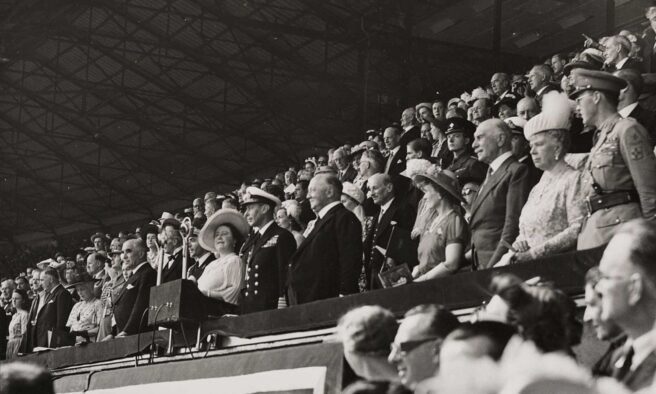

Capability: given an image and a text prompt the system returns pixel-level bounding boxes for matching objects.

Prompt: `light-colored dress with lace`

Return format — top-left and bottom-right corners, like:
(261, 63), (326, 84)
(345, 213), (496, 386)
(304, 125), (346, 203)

(513, 162), (586, 259)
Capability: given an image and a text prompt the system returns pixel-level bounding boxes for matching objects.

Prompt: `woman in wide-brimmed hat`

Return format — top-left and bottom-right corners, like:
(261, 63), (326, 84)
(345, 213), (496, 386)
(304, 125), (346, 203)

(196, 209), (249, 313)
(65, 271), (103, 344)
(410, 163), (470, 281)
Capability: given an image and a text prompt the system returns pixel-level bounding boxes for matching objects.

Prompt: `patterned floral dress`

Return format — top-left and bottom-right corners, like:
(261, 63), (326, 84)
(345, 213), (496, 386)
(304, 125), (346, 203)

(514, 161), (586, 259)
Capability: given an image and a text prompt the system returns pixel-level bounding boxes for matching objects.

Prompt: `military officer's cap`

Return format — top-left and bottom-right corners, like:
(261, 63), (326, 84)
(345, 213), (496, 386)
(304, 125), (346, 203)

(569, 69), (627, 99)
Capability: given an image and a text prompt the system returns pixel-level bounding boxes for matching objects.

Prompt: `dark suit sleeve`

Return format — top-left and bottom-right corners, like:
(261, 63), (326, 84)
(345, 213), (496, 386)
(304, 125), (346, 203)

(489, 164), (531, 265)
(336, 210), (363, 295)
(124, 270), (156, 334)
(277, 230), (297, 297)
(55, 289), (73, 332)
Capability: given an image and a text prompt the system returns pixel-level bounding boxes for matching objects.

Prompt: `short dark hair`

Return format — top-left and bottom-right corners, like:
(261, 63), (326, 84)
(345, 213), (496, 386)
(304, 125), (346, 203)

(615, 68), (644, 96)
(41, 268), (60, 282)
(296, 180), (309, 190)
(408, 138), (432, 159)
(0, 361), (55, 394)
(447, 321), (516, 361)
(616, 218), (656, 287)
(405, 304), (460, 339)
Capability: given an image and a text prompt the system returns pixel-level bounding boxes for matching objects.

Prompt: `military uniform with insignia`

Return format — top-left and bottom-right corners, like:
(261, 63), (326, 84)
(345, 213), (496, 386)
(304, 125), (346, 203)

(569, 69), (656, 249)
(239, 187), (297, 314)
(443, 117), (488, 185)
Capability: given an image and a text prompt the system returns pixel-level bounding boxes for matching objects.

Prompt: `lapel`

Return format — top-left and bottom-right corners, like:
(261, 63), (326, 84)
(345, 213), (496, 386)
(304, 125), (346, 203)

(296, 204), (339, 253)
(37, 286), (59, 319)
(375, 199), (397, 243)
(470, 157), (512, 217)
(115, 264), (144, 302)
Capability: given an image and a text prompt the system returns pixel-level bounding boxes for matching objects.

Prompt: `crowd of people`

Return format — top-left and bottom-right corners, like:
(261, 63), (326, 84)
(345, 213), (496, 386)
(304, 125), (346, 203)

(335, 218), (656, 393)
(1, 5), (656, 393)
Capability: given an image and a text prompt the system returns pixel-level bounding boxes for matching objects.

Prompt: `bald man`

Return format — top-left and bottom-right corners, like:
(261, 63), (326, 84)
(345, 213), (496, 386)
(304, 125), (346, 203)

(363, 174), (417, 290)
(287, 174), (363, 304)
(516, 97), (539, 121)
(469, 119), (531, 269)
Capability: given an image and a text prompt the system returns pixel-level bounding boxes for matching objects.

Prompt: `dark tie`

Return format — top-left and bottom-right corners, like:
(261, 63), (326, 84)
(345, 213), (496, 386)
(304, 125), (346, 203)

(613, 345), (634, 381)
(251, 232), (261, 247)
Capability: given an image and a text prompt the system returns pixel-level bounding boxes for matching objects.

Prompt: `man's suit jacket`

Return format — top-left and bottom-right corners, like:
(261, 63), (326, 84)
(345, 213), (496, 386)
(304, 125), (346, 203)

(399, 126), (421, 147)
(287, 204), (363, 304)
(642, 27), (656, 73)
(338, 165), (357, 183)
(629, 104), (656, 147)
(161, 249), (182, 283)
(385, 146), (407, 178)
(604, 58), (644, 72)
(297, 198), (316, 227)
(32, 285), (74, 348)
(622, 352), (656, 391)
(469, 156), (531, 269)
(240, 223), (296, 314)
(517, 155), (542, 187)
(363, 199), (417, 290)
(113, 263), (156, 335)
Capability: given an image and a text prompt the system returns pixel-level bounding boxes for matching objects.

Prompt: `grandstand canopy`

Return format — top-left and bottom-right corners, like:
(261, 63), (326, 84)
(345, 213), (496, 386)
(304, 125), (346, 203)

(0, 0), (650, 247)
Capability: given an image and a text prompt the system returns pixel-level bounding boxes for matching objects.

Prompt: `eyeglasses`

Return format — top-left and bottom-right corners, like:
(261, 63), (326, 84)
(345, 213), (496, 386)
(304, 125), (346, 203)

(390, 337), (438, 356)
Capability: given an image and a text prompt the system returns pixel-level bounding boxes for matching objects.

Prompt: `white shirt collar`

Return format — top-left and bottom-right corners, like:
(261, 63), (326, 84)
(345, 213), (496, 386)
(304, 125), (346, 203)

(616, 57), (628, 69)
(536, 85), (548, 96)
(318, 201), (341, 219)
(403, 124), (413, 132)
(197, 252), (212, 265)
(132, 261), (148, 275)
(389, 146), (400, 156)
(258, 220), (274, 235)
(489, 151), (513, 173)
(630, 330), (656, 370)
(380, 197), (394, 213)
(619, 102), (639, 118)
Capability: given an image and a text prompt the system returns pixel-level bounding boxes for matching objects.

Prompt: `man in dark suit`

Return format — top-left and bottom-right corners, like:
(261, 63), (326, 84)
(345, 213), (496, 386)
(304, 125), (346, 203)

(400, 107), (420, 147)
(596, 219), (656, 391)
(241, 187), (297, 313)
(603, 35), (643, 72)
(506, 117), (541, 186)
(642, 7), (656, 73)
(333, 147), (357, 183)
(615, 68), (656, 147)
(287, 174), (363, 304)
(469, 119), (531, 269)
(383, 126), (406, 177)
(160, 218), (183, 283)
(113, 238), (156, 337)
(32, 268), (74, 348)
(294, 180), (316, 227)
(527, 64), (558, 106)
(363, 174), (416, 290)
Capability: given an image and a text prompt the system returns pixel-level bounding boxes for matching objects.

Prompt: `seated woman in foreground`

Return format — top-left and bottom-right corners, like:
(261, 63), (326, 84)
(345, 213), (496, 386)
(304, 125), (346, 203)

(196, 208), (249, 315)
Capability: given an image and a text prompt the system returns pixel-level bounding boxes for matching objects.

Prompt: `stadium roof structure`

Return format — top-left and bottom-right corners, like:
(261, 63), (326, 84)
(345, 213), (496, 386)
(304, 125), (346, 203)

(0, 0), (649, 246)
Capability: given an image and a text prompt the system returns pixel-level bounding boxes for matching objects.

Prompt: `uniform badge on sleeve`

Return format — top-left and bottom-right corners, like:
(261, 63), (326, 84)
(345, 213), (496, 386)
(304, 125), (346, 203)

(630, 145), (644, 161)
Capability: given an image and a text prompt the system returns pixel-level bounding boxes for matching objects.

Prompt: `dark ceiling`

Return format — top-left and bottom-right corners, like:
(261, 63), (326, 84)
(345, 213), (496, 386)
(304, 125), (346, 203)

(0, 0), (650, 247)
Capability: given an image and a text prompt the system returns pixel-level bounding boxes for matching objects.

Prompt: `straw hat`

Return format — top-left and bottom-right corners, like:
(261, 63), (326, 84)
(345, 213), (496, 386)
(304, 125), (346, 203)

(198, 209), (250, 253)
(413, 165), (464, 203)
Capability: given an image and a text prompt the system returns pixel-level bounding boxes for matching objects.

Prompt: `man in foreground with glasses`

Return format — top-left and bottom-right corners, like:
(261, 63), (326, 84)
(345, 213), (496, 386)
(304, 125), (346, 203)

(387, 304), (460, 391)
(596, 218), (656, 391)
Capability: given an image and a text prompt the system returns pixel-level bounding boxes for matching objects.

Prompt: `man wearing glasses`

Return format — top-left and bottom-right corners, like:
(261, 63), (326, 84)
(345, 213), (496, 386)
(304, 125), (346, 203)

(596, 219), (656, 391)
(387, 304), (460, 391)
